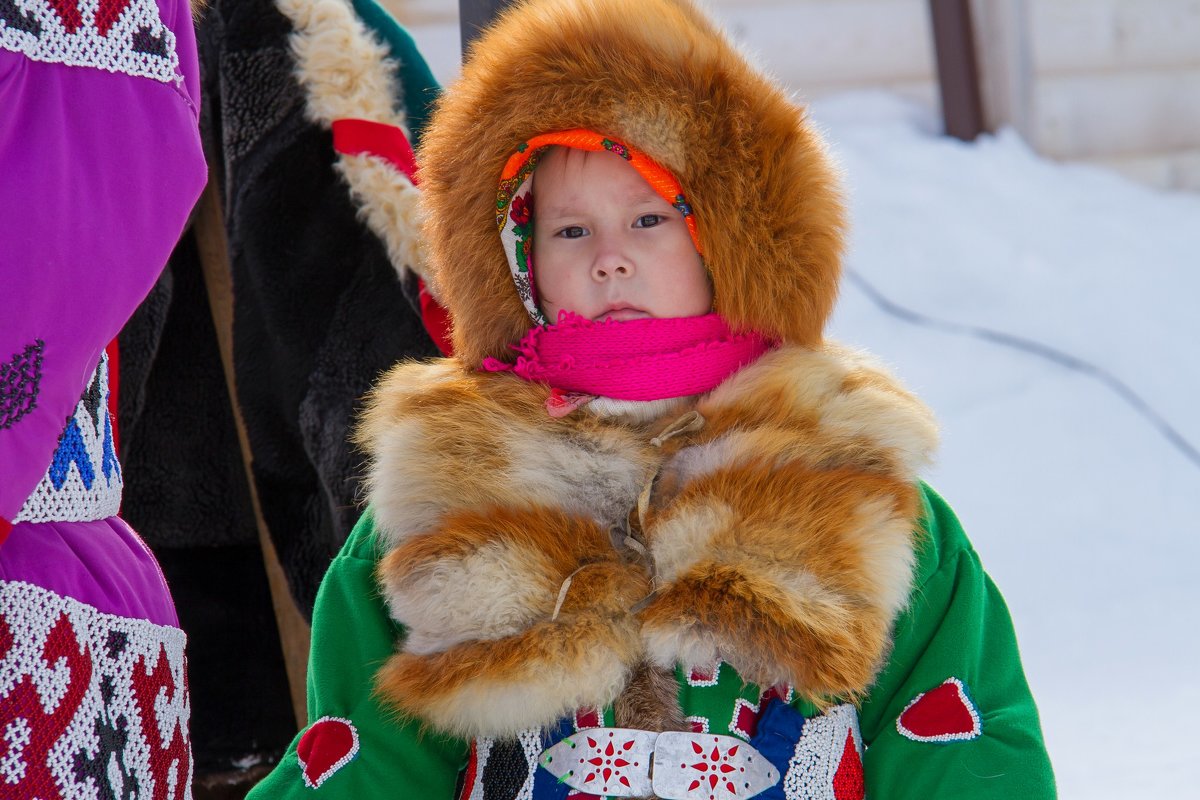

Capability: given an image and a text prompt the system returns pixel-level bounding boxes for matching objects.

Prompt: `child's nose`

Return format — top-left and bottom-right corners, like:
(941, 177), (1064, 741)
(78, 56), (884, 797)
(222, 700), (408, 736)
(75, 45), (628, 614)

(591, 247), (634, 281)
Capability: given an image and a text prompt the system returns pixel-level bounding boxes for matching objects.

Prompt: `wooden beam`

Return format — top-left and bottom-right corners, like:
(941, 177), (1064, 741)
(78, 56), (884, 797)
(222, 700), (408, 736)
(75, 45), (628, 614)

(929, 0), (986, 141)
(459, 0), (515, 57)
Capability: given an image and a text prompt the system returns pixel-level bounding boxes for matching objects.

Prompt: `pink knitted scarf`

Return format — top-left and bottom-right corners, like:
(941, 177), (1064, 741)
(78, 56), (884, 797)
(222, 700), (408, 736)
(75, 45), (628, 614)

(481, 312), (773, 405)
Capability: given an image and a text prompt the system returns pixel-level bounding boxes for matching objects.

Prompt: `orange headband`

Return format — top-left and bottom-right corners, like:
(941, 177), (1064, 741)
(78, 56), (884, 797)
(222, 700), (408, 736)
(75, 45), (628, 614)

(498, 129), (702, 254)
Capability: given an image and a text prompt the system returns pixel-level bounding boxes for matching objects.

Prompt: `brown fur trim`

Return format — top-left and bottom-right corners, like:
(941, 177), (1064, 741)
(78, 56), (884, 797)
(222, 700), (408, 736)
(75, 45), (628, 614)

(375, 505), (650, 737)
(640, 463), (921, 704)
(687, 344), (938, 482)
(613, 660), (688, 734)
(357, 359), (662, 550)
(363, 343), (936, 733)
(377, 503), (643, 654)
(418, 0), (846, 366)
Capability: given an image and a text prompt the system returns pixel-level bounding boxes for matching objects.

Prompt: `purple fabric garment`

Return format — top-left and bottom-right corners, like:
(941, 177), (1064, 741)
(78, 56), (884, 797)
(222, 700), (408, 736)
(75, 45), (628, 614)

(0, 516), (179, 627)
(0, 0), (207, 523)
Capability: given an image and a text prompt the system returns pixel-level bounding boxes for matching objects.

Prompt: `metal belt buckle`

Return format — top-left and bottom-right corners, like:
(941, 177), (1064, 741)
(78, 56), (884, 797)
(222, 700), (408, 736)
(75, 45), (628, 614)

(652, 731), (779, 799)
(540, 728), (657, 797)
(540, 728), (778, 799)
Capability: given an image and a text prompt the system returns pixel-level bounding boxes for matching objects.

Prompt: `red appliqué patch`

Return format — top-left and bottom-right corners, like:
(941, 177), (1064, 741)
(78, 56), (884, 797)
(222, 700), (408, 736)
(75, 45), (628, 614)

(297, 717), (360, 788)
(896, 677), (982, 743)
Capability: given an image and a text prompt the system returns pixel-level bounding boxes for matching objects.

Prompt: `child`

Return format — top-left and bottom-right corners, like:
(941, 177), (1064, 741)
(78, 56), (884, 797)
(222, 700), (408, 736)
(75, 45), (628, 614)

(249, 0), (1055, 798)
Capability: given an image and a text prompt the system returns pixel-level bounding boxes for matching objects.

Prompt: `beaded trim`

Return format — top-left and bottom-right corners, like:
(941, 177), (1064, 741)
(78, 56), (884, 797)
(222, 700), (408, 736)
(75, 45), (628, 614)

(0, 579), (190, 800)
(685, 661), (722, 688)
(729, 697), (760, 741)
(686, 715), (710, 734)
(0, 339), (44, 430)
(13, 353), (122, 524)
(895, 677), (983, 743)
(461, 728), (542, 800)
(782, 704), (864, 800)
(0, 0), (181, 84)
(573, 706), (602, 731)
(761, 683), (794, 705)
(296, 716), (360, 789)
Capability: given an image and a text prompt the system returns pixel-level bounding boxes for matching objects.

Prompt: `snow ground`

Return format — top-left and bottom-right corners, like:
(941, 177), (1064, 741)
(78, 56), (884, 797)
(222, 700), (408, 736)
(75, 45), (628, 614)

(813, 91), (1200, 798)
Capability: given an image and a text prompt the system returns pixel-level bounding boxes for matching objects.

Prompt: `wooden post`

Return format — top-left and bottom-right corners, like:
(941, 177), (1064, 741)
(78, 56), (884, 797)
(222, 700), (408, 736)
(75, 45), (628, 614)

(193, 178), (312, 729)
(929, 0), (986, 141)
(459, 0), (515, 56)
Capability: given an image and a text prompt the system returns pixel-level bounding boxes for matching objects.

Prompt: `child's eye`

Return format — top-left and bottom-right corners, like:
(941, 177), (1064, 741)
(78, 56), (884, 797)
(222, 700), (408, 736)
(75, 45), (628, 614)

(556, 226), (587, 239)
(634, 214), (664, 228)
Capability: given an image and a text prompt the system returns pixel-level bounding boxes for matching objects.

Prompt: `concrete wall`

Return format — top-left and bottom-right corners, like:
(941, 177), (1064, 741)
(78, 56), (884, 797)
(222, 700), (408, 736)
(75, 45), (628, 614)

(381, 0), (1200, 191)
(380, 0), (940, 104)
(975, 0), (1200, 190)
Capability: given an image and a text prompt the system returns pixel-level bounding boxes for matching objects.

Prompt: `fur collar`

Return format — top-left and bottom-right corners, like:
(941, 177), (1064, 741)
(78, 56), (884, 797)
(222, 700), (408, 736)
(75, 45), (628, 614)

(275, 0), (426, 284)
(359, 343), (937, 738)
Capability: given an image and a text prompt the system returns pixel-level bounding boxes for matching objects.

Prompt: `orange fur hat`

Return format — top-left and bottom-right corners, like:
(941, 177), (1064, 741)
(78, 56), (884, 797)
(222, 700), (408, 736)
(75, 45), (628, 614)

(417, 0), (847, 367)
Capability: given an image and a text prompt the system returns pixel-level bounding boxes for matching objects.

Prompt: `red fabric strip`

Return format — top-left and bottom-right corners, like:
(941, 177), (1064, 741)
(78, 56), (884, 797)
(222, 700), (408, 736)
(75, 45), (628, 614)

(331, 118), (419, 184)
(105, 338), (120, 456)
(418, 279), (453, 356)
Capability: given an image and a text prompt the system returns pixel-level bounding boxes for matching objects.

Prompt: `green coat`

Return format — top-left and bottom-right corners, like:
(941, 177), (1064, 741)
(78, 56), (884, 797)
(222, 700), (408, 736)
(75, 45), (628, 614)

(249, 485), (1054, 799)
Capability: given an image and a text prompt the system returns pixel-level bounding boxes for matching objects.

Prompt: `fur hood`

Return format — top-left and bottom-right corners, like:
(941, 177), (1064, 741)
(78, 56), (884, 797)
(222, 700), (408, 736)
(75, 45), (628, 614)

(418, 0), (846, 367)
(361, 344), (937, 738)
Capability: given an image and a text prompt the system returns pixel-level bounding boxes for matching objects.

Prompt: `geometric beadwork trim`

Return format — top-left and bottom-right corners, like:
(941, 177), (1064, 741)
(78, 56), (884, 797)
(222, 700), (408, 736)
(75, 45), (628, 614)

(782, 704), (864, 800)
(0, 339), (44, 430)
(0, 0), (180, 84)
(297, 717), (359, 789)
(729, 697), (760, 741)
(685, 661), (722, 688)
(573, 706), (602, 732)
(727, 684), (793, 742)
(460, 728), (542, 800)
(760, 683), (795, 706)
(895, 677), (983, 744)
(13, 353), (122, 524)
(0, 579), (191, 800)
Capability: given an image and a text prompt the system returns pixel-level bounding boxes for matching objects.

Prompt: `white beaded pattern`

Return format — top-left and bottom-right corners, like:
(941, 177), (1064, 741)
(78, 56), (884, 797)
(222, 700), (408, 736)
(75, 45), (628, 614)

(782, 704), (862, 800)
(0, 580), (190, 799)
(1, 0), (180, 83)
(13, 354), (122, 524)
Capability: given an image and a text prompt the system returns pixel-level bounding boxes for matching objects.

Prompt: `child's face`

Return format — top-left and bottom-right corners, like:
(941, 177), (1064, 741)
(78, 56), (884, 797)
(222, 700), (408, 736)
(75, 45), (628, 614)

(532, 147), (711, 323)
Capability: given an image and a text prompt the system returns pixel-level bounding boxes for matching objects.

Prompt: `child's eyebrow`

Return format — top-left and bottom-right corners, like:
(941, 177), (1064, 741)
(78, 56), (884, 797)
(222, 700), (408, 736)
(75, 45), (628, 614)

(627, 189), (665, 205)
(538, 192), (666, 220)
(537, 204), (578, 220)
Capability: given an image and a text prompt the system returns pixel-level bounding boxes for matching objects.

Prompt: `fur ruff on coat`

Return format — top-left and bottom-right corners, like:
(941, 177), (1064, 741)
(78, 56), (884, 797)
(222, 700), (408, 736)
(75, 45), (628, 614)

(362, 344), (937, 739)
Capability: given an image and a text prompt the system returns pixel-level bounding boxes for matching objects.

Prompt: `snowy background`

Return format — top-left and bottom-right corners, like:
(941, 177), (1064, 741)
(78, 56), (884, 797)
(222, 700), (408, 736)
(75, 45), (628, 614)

(813, 92), (1200, 798)
(411, 20), (1200, 799)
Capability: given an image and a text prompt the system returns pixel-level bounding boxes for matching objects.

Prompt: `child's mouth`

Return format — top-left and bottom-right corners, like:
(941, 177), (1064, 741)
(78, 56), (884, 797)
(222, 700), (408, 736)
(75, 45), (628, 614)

(595, 306), (650, 322)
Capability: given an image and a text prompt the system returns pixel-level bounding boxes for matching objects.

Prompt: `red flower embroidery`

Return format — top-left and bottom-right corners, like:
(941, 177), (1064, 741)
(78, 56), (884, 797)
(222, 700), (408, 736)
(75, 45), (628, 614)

(510, 192), (534, 226)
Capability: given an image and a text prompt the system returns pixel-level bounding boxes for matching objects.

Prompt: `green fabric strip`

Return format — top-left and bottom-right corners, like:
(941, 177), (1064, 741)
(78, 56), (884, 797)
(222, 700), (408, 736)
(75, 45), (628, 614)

(348, 0), (441, 145)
